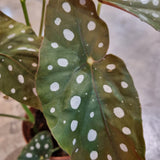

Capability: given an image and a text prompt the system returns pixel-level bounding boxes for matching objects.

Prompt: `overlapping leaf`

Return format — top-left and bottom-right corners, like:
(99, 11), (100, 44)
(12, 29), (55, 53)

(37, 0), (145, 159)
(0, 12), (41, 109)
(18, 131), (53, 160)
(99, 0), (160, 31)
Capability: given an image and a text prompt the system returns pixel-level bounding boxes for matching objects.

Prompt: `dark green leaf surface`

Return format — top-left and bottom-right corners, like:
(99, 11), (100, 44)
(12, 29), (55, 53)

(99, 0), (160, 31)
(18, 131), (53, 160)
(37, 0), (145, 159)
(0, 12), (41, 109)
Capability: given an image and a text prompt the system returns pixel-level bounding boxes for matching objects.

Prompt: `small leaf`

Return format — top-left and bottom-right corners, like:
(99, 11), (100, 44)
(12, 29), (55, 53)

(18, 131), (53, 160)
(0, 12), (41, 109)
(37, 0), (145, 160)
(99, 0), (160, 31)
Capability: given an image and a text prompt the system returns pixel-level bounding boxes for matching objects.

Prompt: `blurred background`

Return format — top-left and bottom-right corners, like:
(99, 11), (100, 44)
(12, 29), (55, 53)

(0, 0), (160, 159)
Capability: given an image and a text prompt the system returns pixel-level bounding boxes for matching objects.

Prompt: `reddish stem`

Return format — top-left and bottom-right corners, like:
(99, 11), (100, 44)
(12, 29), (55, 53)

(99, 0), (137, 17)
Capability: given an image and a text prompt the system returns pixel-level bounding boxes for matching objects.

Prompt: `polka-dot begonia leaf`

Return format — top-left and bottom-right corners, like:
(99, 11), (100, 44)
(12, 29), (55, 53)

(0, 12), (41, 109)
(18, 131), (53, 160)
(37, 0), (145, 160)
(99, 0), (160, 31)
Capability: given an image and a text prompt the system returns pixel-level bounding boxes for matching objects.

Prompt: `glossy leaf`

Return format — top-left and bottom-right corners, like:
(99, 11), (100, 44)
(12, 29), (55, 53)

(99, 0), (160, 31)
(37, 0), (145, 160)
(0, 12), (41, 109)
(18, 131), (53, 160)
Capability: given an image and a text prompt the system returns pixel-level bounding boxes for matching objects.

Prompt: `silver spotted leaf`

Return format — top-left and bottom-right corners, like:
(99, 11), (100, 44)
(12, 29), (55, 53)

(99, 0), (160, 31)
(37, 0), (145, 160)
(18, 131), (53, 160)
(0, 12), (41, 109)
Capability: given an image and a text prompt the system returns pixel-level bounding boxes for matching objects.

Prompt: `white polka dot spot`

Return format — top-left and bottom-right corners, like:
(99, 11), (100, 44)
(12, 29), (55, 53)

(106, 64), (116, 71)
(91, 12), (94, 15)
(122, 127), (131, 135)
(23, 97), (27, 101)
(152, 12), (159, 18)
(57, 58), (68, 67)
(28, 37), (34, 42)
(48, 65), (53, 70)
(76, 75), (84, 84)
(50, 107), (55, 113)
(32, 62), (37, 67)
(50, 82), (59, 92)
(90, 151), (98, 160)
(8, 65), (13, 71)
(120, 143), (128, 152)
(71, 120), (78, 132)
(18, 75), (24, 84)
(90, 112), (94, 118)
(141, 0), (149, 4)
(26, 152), (33, 158)
(44, 144), (49, 149)
(11, 88), (16, 94)
(103, 85), (112, 93)
(63, 120), (66, 124)
(72, 138), (76, 145)
(113, 107), (125, 118)
(139, 14), (148, 21)
(152, 0), (159, 5)
(7, 33), (16, 39)
(87, 21), (96, 31)
(121, 81), (128, 88)
(98, 42), (104, 48)
(51, 42), (59, 48)
(107, 154), (112, 160)
(36, 142), (41, 149)
(40, 135), (45, 140)
(80, 0), (86, 5)
(9, 24), (14, 29)
(62, 2), (71, 13)
(17, 47), (36, 52)
(0, 74), (1, 79)
(75, 148), (79, 152)
(32, 88), (38, 96)
(70, 96), (81, 109)
(30, 146), (34, 150)
(88, 129), (97, 142)
(63, 29), (75, 41)
(8, 45), (12, 49)
(21, 29), (25, 33)
(54, 17), (61, 25)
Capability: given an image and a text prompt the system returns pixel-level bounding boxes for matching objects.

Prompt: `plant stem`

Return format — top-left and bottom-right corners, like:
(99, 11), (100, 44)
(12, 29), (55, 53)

(97, 2), (102, 16)
(20, 0), (31, 26)
(51, 147), (60, 154)
(0, 113), (29, 121)
(39, 0), (46, 37)
(21, 104), (35, 124)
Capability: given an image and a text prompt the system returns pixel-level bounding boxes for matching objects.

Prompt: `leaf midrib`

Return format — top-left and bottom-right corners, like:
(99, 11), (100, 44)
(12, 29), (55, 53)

(90, 63), (122, 160)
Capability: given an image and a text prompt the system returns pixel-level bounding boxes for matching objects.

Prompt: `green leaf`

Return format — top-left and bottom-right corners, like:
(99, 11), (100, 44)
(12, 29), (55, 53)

(0, 12), (41, 109)
(37, 0), (145, 160)
(18, 131), (53, 160)
(99, 0), (160, 31)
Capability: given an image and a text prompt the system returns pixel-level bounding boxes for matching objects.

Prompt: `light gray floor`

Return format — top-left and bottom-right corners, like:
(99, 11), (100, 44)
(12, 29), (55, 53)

(0, 0), (160, 160)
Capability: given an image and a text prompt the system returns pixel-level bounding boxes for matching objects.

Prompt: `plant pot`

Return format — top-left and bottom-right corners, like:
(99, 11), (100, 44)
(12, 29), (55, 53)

(22, 108), (70, 160)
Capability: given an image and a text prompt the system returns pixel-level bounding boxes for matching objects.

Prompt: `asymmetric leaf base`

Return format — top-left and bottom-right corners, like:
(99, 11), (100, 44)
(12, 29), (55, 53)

(37, 0), (145, 160)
